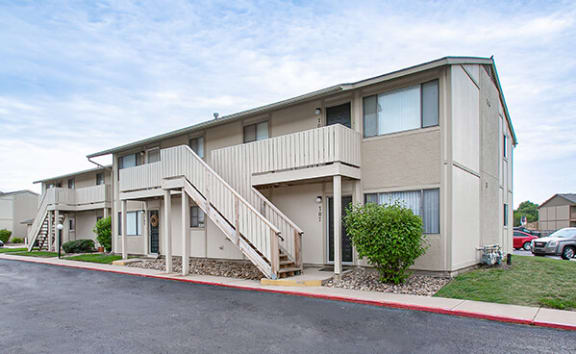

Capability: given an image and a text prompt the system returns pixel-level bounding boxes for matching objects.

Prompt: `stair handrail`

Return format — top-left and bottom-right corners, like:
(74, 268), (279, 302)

(177, 145), (281, 235)
(26, 189), (52, 251)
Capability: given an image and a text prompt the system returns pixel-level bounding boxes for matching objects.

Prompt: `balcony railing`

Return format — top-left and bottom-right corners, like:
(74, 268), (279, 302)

(118, 124), (361, 193)
(43, 184), (111, 207)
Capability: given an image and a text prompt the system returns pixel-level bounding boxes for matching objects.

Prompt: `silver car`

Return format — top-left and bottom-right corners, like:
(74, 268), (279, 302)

(532, 228), (576, 260)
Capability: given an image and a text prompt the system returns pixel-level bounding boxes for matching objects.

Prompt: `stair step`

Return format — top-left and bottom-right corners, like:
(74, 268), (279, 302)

(278, 267), (301, 274)
(280, 260), (294, 266)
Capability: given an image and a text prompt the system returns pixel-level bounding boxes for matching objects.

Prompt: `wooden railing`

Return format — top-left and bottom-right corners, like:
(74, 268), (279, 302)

(119, 162), (162, 192)
(26, 190), (52, 251)
(212, 124), (361, 179)
(161, 145), (282, 278)
(75, 184), (110, 205)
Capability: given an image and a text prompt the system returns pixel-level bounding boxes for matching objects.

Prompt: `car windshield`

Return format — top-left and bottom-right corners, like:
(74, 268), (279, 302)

(550, 228), (576, 239)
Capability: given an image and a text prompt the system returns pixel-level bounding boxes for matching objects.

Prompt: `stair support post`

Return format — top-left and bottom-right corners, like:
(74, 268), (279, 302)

(333, 175), (342, 276)
(270, 229), (279, 278)
(234, 196), (240, 245)
(121, 200), (127, 260)
(181, 190), (190, 276)
(164, 189), (173, 273)
(54, 210), (60, 254)
(295, 229), (302, 270)
(47, 211), (53, 252)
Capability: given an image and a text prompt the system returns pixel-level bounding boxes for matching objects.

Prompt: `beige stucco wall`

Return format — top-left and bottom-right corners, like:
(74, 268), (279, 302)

(539, 200), (573, 231)
(0, 192), (38, 239)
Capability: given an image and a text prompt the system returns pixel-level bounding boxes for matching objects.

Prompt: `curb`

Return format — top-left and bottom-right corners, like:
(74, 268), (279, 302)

(2, 256), (575, 331)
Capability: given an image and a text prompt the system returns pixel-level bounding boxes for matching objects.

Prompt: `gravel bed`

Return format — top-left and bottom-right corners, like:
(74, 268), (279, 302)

(323, 268), (450, 296)
(126, 257), (264, 280)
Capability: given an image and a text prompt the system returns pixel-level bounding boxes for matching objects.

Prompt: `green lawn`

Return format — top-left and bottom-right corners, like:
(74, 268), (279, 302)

(63, 254), (123, 264)
(435, 256), (576, 310)
(0, 247), (27, 253)
(6, 251), (59, 258)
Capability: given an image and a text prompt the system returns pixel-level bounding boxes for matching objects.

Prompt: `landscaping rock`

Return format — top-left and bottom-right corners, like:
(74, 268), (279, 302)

(323, 268), (450, 296)
(126, 257), (264, 280)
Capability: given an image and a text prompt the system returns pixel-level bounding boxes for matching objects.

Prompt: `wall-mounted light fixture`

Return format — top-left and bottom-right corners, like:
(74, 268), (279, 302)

(315, 196), (323, 204)
(314, 108), (322, 115)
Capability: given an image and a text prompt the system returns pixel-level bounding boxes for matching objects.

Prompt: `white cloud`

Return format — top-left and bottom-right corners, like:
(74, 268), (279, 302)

(0, 0), (575, 206)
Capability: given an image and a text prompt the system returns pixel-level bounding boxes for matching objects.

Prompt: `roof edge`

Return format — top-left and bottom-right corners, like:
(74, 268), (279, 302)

(33, 165), (112, 184)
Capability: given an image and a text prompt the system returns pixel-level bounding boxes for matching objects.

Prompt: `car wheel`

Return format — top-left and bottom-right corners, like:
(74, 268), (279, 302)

(522, 242), (532, 251)
(561, 246), (575, 260)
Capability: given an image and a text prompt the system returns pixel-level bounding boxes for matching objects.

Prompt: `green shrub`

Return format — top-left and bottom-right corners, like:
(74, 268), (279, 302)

(10, 237), (24, 243)
(93, 216), (111, 252)
(0, 229), (12, 243)
(62, 239), (95, 254)
(344, 202), (428, 284)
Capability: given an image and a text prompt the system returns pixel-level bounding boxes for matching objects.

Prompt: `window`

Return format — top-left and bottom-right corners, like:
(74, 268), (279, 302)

(96, 216), (103, 222)
(126, 211), (143, 236)
(363, 80), (439, 137)
(118, 153), (142, 169)
(69, 218), (75, 231)
(96, 173), (105, 185)
(147, 149), (160, 163)
(189, 136), (204, 158)
(190, 206), (205, 228)
(503, 134), (507, 158)
(365, 188), (440, 234)
(67, 178), (75, 189)
(504, 203), (508, 226)
(243, 121), (269, 143)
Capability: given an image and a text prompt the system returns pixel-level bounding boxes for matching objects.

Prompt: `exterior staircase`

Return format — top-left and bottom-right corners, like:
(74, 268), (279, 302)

(161, 145), (303, 279)
(26, 190), (63, 252)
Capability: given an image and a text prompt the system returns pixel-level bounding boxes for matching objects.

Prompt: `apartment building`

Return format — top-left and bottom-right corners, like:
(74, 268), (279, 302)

(26, 166), (112, 251)
(538, 194), (576, 231)
(0, 190), (39, 240)
(78, 56), (514, 279)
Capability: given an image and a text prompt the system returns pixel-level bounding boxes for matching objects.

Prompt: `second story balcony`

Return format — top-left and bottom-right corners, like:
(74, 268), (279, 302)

(118, 124), (362, 195)
(43, 184), (112, 211)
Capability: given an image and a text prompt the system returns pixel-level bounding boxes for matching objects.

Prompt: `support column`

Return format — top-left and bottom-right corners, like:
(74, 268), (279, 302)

(103, 207), (108, 219)
(47, 210), (53, 251)
(54, 210), (60, 253)
(351, 180), (362, 265)
(164, 190), (173, 273)
(143, 201), (149, 256)
(181, 191), (190, 276)
(333, 175), (342, 276)
(121, 200), (127, 260)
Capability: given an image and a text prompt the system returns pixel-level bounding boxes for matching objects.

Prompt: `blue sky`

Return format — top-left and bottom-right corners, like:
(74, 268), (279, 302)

(0, 0), (575, 207)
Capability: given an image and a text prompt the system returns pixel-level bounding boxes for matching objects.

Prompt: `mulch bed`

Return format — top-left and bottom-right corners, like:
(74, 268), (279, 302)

(323, 268), (450, 296)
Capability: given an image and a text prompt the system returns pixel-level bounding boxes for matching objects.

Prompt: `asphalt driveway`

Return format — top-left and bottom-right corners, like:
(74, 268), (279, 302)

(1, 259), (575, 353)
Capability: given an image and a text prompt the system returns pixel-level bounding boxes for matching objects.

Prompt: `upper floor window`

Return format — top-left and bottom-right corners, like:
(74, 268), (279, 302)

(503, 203), (508, 226)
(363, 80), (439, 138)
(96, 173), (105, 185)
(244, 121), (269, 143)
(67, 178), (75, 189)
(503, 134), (507, 158)
(189, 136), (204, 158)
(147, 148), (160, 163)
(365, 188), (440, 234)
(118, 153), (142, 169)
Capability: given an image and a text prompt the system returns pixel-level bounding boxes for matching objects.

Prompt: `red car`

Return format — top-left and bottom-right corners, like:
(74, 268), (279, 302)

(513, 231), (538, 251)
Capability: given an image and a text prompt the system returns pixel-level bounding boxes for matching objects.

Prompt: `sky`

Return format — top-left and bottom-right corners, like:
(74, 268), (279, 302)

(0, 0), (575, 207)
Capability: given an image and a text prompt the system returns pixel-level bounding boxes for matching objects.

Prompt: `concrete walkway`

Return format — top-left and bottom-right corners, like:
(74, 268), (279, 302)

(2, 253), (575, 331)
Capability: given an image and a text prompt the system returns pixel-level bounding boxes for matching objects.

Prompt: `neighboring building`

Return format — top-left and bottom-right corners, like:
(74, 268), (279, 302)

(538, 194), (576, 231)
(26, 166), (112, 251)
(81, 56), (516, 279)
(0, 190), (39, 240)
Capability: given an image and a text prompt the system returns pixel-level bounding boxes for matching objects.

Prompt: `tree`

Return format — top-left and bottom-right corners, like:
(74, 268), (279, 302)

(93, 216), (112, 252)
(344, 202), (427, 284)
(513, 201), (539, 227)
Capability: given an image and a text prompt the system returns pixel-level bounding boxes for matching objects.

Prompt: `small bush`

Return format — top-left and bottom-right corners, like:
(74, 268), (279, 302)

(62, 239), (95, 254)
(344, 202), (428, 284)
(10, 237), (24, 243)
(93, 216), (111, 252)
(0, 229), (12, 243)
